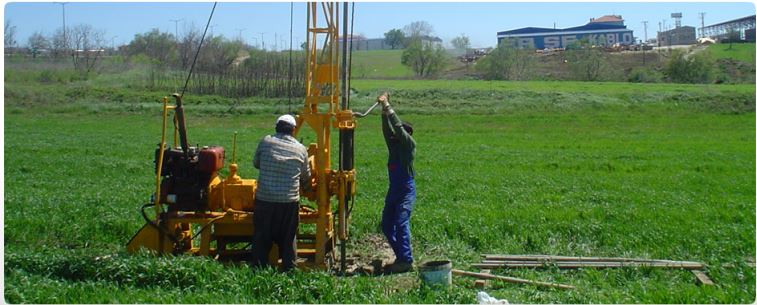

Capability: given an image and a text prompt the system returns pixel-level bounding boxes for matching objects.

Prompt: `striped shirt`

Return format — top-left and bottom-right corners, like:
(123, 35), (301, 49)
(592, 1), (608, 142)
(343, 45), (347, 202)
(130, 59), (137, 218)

(253, 133), (311, 203)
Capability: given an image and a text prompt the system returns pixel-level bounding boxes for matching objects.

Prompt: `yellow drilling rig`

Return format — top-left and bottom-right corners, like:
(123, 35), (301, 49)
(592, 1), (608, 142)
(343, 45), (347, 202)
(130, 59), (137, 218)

(127, 2), (365, 270)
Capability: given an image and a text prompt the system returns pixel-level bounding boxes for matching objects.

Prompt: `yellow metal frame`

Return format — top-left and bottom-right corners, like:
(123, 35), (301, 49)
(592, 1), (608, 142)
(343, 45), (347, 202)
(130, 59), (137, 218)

(128, 2), (356, 270)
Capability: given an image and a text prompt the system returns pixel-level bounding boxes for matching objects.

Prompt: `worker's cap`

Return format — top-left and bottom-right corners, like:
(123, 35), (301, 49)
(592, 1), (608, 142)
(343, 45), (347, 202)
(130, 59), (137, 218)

(276, 114), (297, 127)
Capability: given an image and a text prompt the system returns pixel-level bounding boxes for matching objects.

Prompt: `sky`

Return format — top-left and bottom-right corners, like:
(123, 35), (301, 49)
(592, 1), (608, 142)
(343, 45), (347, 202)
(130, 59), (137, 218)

(3, 1), (756, 49)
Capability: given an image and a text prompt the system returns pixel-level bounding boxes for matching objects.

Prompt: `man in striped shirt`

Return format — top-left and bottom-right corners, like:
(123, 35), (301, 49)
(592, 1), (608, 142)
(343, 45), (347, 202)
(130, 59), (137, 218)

(252, 114), (311, 271)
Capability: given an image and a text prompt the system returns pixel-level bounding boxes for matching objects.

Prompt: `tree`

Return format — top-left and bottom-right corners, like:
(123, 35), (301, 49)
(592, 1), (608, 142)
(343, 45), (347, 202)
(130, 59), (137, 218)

(197, 35), (243, 73)
(126, 29), (177, 66)
(69, 24), (106, 74)
(402, 21), (433, 39)
(5, 20), (17, 52)
(384, 29), (405, 49)
(401, 39), (447, 78)
(450, 33), (470, 50)
(563, 39), (609, 81)
(178, 25), (201, 69)
(50, 28), (70, 58)
(476, 39), (535, 80)
(28, 31), (49, 58)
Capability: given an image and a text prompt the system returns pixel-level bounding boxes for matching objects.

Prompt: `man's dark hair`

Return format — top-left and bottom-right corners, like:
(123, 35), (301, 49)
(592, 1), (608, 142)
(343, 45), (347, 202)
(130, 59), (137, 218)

(276, 121), (295, 135)
(401, 122), (413, 136)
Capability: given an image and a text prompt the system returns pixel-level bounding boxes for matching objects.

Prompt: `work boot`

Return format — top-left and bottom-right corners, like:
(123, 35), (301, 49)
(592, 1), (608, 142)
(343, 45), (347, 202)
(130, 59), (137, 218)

(384, 261), (413, 274)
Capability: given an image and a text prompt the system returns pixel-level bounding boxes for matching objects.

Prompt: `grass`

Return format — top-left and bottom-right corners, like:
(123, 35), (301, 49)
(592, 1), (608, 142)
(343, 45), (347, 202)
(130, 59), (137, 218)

(4, 73), (756, 303)
(705, 43), (756, 64)
(351, 49), (414, 79)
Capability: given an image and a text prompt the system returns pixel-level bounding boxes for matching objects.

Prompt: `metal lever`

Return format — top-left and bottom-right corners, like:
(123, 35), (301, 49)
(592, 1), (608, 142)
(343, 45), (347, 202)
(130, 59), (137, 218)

(352, 101), (380, 118)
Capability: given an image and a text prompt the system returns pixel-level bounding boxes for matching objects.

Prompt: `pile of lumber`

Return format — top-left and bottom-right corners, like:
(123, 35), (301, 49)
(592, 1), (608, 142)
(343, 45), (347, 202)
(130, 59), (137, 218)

(471, 254), (714, 287)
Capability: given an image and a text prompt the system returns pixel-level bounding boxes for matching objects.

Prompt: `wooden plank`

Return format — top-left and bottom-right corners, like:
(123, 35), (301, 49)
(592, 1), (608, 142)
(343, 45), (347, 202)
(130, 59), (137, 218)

(480, 259), (703, 266)
(692, 270), (715, 286)
(483, 254), (699, 265)
(474, 261), (704, 270)
(452, 269), (575, 290)
(474, 269), (491, 288)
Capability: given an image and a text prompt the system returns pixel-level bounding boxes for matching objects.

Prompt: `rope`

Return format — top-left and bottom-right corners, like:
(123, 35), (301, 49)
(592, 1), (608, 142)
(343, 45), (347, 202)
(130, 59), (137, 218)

(180, 2), (218, 98)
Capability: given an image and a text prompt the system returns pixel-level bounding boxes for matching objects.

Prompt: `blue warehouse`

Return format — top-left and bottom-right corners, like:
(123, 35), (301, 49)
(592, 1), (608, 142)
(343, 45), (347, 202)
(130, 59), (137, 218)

(497, 15), (635, 49)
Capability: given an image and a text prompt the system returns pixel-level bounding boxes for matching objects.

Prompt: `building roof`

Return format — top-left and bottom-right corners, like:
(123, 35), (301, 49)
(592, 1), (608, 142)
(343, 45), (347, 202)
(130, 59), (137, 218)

(705, 15), (756, 28)
(590, 15), (624, 23)
(498, 23), (628, 36)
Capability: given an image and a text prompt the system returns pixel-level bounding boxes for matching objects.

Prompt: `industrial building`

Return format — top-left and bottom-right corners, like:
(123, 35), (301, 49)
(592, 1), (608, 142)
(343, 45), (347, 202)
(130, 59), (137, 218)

(701, 15), (756, 42)
(658, 26), (697, 46)
(496, 15), (635, 49)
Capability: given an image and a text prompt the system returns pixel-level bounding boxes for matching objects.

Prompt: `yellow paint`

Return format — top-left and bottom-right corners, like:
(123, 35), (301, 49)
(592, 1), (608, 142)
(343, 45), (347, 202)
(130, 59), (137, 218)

(128, 2), (358, 270)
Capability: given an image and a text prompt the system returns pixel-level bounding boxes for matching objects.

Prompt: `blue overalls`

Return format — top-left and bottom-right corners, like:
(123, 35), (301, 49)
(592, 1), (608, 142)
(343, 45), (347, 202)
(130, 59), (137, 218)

(381, 161), (416, 264)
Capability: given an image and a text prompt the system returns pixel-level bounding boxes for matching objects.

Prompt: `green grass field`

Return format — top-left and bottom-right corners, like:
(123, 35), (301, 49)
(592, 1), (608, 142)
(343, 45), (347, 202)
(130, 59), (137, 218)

(4, 72), (756, 303)
(706, 43), (756, 64)
(351, 49), (414, 79)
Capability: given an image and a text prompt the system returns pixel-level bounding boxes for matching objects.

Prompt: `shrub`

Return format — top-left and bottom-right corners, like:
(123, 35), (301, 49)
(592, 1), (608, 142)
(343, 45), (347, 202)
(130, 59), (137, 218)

(627, 67), (663, 83)
(664, 50), (715, 83)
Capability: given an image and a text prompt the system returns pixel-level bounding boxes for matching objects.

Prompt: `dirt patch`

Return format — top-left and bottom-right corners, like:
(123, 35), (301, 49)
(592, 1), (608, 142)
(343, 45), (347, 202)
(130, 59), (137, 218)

(341, 233), (396, 275)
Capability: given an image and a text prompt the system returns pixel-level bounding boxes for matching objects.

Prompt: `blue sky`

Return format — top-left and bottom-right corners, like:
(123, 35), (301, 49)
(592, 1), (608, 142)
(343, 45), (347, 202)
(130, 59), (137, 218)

(4, 2), (755, 48)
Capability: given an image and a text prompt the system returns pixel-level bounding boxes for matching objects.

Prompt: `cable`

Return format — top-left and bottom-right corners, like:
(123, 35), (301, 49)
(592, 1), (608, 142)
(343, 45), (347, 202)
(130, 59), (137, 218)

(180, 2), (218, 98)
(347, 2), (355, 109)
(288, 1), (294, 114)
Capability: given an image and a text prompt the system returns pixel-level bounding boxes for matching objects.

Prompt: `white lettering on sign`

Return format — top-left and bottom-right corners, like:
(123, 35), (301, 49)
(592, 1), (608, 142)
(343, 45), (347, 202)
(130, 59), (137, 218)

(561, 35), (577, 47)
(518, 38), (534, 48)
(544, 36), (560, 48)
(607, 33), (618, 45)
(622, 32), (633, 43)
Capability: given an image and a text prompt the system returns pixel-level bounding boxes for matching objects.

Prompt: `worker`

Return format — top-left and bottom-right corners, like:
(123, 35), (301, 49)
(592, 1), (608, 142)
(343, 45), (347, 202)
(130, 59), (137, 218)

(377, 92), (416, 274)
(251, 114), (311, 272)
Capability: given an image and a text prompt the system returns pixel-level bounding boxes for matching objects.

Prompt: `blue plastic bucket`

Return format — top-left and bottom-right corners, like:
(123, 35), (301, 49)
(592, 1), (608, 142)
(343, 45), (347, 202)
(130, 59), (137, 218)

(419, 260), (452, 287)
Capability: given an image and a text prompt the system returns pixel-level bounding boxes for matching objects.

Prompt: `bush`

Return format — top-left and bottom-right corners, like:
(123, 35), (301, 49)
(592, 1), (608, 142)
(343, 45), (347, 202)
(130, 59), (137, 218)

(627, 67), (663, 83)
(664, 50), (715, 83)
(475, 40), (535, 80)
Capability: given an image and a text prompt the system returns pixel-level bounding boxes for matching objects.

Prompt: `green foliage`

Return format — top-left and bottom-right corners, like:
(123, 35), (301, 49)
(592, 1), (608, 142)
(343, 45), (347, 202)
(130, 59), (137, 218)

(475, 40), (535, 80)
(627, 67), (663, 83)
(126, 29), (178, 66)
(664, 50), (715, 84)
(400, 40), (448, 78)
(383, 29), (406, 50)
(565, 47), (609, 81)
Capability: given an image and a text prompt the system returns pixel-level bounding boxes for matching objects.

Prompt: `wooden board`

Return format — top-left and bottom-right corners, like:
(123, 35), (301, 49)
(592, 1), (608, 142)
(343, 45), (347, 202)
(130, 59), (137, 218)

(474, 269), (491, 288)
(474, 261), (704, 270)
(691, 270), (715, 286)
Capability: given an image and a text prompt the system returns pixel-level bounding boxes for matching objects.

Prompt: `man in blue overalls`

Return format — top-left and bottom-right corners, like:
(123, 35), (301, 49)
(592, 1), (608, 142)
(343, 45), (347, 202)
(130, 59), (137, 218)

(377, 92), (416, 274)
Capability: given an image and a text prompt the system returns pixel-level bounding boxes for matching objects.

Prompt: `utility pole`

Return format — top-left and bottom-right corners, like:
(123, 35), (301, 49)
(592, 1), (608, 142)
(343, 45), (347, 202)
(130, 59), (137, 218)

(699, 12), (706, 38)
(169, 18), (183, 41)
(234, 28), (245, 41)
(274, 32), (278, 51)
(258, 32), (265, 50)
(54, 2), (68, 50)
(641, 21), (648, 65)
(111, 35), (118, 51)
(642, 21), (648, 43)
